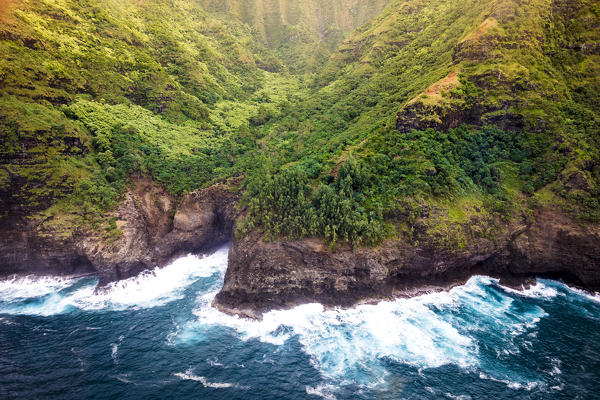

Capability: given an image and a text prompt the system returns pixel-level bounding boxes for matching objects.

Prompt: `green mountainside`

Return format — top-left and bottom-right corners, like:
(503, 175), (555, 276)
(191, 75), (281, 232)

(1, 0), (277, 224)
(242, 0), (600, 246)
(1, 0), (599, 247)
(198, 0), (391, 72)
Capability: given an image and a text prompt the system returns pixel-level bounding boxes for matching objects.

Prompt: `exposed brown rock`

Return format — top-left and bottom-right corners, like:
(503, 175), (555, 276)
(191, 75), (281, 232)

(396, 97), (486, 133)
(214, 208), (600, 318)
(2, 175), (599, 320)
(0, 177), (241, 286)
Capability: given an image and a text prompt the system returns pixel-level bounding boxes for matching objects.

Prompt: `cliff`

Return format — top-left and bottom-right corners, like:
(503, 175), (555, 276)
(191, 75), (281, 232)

(0, 0), (599, 319)
(214, 208), (600, 318)
(0, 177), (240, 285)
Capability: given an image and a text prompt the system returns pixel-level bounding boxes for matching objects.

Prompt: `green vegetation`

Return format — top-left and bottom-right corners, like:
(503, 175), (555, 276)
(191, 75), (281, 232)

(0, 0), (275, 220)
(1, 0), (599, 247)
(199, 0), (392, 73)
(251, 0), (600, 232)
(239, 156), (386, 246)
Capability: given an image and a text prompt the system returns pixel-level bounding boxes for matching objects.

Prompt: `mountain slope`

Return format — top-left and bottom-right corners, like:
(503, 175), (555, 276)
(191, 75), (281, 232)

(0, 0), (599, 292)
(244, 0), (600, 245)
(215, 0), (600, 315)
(0, 0), (279, 223)
(199, 0), (391, 72)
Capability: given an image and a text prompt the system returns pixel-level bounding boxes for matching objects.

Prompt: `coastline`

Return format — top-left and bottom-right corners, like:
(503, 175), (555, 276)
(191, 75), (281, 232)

(1, 180), (598, 320)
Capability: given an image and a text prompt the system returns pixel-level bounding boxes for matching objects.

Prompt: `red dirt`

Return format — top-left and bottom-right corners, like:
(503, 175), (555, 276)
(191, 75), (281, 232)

(423, 71), (459, 96)
(0, 0), (19, 23)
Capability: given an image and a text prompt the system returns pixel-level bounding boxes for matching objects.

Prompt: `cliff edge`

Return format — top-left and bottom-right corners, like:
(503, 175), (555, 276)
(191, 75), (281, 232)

(214, 208), (600, 318)
(0, 177), (240, 286)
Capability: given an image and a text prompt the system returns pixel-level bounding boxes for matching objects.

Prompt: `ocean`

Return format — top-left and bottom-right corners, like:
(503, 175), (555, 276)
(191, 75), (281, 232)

(1, 245), (599, 399)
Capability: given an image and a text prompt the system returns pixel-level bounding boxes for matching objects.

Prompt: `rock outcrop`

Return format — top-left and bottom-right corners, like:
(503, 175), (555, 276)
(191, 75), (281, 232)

(0, 177), (241, 285)
(2, 175), (599, 319)
(214, 208), (600, 318)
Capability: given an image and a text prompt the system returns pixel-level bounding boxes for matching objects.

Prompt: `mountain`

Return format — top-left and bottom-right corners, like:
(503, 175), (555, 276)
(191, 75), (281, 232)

(215, 0), (600, 315)
(0, 0), (274, 221)
(248, 0), (600, 241)
(199, 0), (391, 72)
(0, 0), (599, 313)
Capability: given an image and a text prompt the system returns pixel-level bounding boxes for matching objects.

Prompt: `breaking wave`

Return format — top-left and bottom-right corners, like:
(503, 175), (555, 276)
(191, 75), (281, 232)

(174, 275), (552, 390)
(0, 246), (229, 316)
(1, 246), (598, 398)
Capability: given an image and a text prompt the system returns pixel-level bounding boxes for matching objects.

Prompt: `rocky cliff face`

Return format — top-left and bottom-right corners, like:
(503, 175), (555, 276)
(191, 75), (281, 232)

(0, 177), (240, 285)
(214, 208), (600, 318)
(2, 177), (599, 318)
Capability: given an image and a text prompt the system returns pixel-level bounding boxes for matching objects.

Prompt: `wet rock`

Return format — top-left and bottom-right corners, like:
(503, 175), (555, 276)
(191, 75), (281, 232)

(0, 177), (241, 286)
(214, 209), (600, 318)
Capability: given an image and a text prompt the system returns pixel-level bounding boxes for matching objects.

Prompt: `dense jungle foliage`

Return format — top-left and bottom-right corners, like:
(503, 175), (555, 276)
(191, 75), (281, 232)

(1, 0), (599, 246)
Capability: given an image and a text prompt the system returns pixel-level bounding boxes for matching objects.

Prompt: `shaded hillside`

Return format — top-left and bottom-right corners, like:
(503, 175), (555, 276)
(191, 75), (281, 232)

(199, 0), (391, 72)
(239, 0), (600, 246)
(0, 0), (277, 223)
(0, 0), (599, 251)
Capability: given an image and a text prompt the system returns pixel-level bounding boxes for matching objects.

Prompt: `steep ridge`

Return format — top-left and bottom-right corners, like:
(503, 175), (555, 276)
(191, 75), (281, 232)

(0, 0), (599, 311)
(215, 0), (600, 316)
(199, 0), (391, 72)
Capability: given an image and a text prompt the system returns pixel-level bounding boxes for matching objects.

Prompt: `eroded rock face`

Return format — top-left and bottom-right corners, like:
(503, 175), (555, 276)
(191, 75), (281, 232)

(0, 177), (241, 286)
(2, 177), (599, 319)
(214, 209), (600, 318)
(505, 210), (600, 289)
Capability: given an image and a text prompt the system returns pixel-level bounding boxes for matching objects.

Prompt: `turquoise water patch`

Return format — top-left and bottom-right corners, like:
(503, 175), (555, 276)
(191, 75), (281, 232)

(1, 247), (599, 399)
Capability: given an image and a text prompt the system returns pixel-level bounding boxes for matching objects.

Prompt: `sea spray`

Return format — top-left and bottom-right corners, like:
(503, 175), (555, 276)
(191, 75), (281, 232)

(176, 275), (549, 391)
(0, 246), (229, 315)
(1, 249), (599, 398)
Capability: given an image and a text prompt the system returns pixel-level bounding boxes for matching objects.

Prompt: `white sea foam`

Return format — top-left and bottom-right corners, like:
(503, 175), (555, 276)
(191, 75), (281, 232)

(502, 278), (600, 305)
(177, 275), (551, 392)
(478, 372), (542, 391)
(306, 384), (338, 400)
(3, 250), (578, 395)
(499, 280), (559, 299)
(82, 247), (229, 311)
(444, 394), (472, 400)
(206, 357), (224, 367)
(174, 369), (248, 389)
(549, 358), (562, 376)
(0, 246), (229, 316)
(185, 285), (480, 384)
(113, 374), (134, 384)
(110, 335), (125, 364)
(0, 275), (80, 301)
(557, 282), (600, 304)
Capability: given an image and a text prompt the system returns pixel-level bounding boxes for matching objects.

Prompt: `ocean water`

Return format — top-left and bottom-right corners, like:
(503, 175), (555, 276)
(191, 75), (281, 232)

(1, 246), (599, 400)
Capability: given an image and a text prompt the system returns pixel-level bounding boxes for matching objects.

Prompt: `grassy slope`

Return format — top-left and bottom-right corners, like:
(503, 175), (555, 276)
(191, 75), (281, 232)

(246, 0), (600, 245)
(0, 0), (276, 222)
(1, 0), (598, 247)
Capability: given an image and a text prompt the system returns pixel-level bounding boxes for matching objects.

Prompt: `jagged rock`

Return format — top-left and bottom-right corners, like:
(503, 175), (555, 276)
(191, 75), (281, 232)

(0, 177), (241, 286)
(214, 208), (600, 318)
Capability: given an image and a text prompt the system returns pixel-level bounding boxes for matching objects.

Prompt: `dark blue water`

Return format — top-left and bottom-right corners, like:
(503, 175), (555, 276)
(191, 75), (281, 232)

(1, 246), (599, 400)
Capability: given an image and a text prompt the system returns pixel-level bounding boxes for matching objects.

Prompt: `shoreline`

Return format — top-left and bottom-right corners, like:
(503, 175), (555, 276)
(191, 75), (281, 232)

(1, 249), (598, 321)
(212, 271), (582, 321)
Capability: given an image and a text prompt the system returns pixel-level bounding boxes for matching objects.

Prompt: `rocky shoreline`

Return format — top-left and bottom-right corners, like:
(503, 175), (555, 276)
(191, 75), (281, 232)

(213, 208), (600, 319)
(1, 179), (599, 319)
(0, 177), (240, 286)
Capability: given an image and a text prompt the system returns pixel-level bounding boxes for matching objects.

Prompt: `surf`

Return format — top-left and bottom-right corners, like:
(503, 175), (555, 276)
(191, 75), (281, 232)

(0, 246), (229, 316)
(1, 247), (599, 398)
